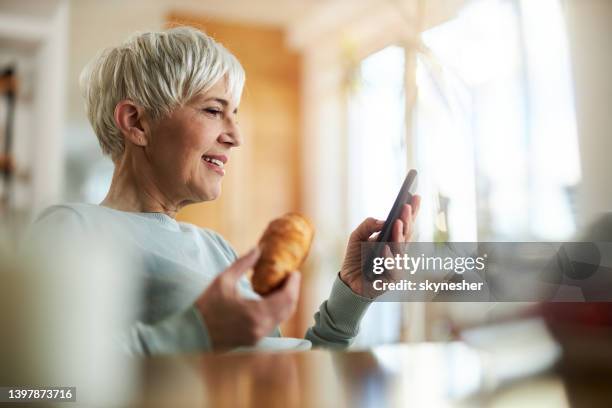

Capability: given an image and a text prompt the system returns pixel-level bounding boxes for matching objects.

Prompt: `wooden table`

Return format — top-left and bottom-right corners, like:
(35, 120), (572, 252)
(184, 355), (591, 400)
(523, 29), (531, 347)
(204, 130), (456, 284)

(133, 343), (612, 408)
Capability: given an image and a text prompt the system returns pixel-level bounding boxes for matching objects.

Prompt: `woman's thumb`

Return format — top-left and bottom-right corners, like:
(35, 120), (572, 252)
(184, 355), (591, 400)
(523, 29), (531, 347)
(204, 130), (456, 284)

(352, 217), (385, 241)
(222, 247), (261, 283)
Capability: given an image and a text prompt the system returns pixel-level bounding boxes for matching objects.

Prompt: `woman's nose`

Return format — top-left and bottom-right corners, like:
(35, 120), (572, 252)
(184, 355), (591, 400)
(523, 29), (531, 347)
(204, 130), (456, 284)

(219, 116), (242, 147)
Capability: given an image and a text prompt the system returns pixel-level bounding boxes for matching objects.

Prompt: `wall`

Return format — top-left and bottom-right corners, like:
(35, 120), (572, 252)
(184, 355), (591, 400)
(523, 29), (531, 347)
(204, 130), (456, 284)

(0, 0), (68, 218)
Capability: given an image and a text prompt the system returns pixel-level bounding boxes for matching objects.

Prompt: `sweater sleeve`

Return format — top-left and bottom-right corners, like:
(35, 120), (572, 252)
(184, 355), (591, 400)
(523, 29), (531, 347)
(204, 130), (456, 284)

(305, 274), (373, 348)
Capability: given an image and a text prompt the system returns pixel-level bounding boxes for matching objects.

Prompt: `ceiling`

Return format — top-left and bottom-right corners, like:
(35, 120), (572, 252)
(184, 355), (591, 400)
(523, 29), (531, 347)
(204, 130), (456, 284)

(66, 0), (465, 30)
(0, 0), (62, 18)
(65, 0), (336, 28)
(160, 0), (467, 50)
(0, 0), (467, 36)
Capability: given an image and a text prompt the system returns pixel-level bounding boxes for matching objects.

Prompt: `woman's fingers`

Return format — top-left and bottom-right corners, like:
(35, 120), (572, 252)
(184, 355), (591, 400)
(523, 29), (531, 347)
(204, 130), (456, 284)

(402, 203), (412, 237)
(368, 231), (381, 243)
(350, 217), (385, 242)
(412, 195), (421, 220)
(392, 218), (403, 242)
(260, 272), (301, 321)
(394, 196), (421, 242)
(356, 198), (420, 244)
(217, 247), (261, 291)
(390, 204), (411, 242)
(382, 244), (403, 282)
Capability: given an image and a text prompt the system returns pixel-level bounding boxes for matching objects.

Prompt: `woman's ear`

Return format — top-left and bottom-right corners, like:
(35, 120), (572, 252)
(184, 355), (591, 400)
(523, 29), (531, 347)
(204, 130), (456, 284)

(114, 100), (149, 147)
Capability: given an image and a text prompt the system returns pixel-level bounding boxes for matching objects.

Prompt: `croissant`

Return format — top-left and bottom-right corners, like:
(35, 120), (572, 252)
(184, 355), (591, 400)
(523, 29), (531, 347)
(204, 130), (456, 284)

(252, 213), (315, 295)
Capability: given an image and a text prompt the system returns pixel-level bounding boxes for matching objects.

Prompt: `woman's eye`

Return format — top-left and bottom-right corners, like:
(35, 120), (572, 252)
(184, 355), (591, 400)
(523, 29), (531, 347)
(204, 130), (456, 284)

(204, 108), (223, 117)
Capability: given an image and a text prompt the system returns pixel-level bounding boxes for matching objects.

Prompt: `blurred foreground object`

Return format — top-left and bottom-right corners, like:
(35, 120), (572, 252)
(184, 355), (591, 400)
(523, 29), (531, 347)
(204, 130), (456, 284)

(0, 225), (138, 406)
(461, 319), (561, 389)
(542, 213), (612, 374)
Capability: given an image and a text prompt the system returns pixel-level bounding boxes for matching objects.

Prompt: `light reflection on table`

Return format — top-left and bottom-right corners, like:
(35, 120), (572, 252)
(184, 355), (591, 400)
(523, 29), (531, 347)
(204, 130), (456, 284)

(133, 342), (587, 408)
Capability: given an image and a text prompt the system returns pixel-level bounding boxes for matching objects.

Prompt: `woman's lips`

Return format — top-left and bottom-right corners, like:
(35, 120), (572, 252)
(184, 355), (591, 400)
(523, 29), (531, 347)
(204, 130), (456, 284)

(202, 157), (225, 176)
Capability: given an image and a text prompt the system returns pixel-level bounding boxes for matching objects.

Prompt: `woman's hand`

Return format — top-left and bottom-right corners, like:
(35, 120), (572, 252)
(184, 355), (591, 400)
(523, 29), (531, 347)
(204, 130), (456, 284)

(195, 248), (300, 350)
(340, 195), (421, 298)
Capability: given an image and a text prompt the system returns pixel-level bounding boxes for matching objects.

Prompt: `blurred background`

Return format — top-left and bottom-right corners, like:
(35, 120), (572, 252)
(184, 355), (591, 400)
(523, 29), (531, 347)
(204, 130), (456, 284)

(0, 0), (611, 344)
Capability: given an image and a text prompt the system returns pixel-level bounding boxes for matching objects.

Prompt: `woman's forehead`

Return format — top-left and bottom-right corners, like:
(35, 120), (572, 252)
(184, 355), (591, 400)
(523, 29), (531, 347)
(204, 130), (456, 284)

(191, 82), (236, 106)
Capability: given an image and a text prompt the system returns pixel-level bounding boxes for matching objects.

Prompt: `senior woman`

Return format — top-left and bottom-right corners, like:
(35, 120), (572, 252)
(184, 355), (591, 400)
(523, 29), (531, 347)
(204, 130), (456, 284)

(36, 27), (420, 354)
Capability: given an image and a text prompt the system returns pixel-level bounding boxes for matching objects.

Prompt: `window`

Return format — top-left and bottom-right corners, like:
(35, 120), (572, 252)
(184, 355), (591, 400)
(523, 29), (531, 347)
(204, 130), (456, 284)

(347, 45), (407, 346)
(415, 0), (580, 241)
(345, 0), (581, 343)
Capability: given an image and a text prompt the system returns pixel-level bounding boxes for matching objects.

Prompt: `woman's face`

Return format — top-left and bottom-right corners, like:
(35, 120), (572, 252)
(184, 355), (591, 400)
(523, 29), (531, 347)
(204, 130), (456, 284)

(144, 79), (242, 206)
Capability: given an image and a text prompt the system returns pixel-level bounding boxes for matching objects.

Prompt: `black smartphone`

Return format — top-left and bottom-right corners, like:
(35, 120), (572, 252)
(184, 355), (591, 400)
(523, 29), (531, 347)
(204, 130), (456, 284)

(375, 169), (418, 244)
(363, 169), (418, 281)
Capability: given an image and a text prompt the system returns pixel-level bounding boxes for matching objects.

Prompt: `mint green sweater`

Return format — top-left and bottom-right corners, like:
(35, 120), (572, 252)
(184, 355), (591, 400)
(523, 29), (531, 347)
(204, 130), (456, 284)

(33, 203), (372, 355)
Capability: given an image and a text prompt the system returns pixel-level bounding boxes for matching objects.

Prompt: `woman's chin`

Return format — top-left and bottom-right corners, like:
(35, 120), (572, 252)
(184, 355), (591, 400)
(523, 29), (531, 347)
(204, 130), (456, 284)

(198, 186), (221, 202)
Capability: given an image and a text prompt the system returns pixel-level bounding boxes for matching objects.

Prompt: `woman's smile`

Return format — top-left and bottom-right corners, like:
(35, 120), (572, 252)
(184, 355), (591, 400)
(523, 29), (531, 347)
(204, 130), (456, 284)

(202, 154), (227, 176)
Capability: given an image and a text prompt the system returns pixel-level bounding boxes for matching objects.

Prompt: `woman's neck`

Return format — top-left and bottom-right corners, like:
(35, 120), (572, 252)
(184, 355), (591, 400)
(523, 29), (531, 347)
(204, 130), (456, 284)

(100, 153), (180, 218)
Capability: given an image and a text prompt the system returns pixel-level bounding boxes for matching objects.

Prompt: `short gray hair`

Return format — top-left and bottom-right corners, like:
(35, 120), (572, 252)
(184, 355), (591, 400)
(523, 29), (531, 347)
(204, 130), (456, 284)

(79, 26), (245, 159)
